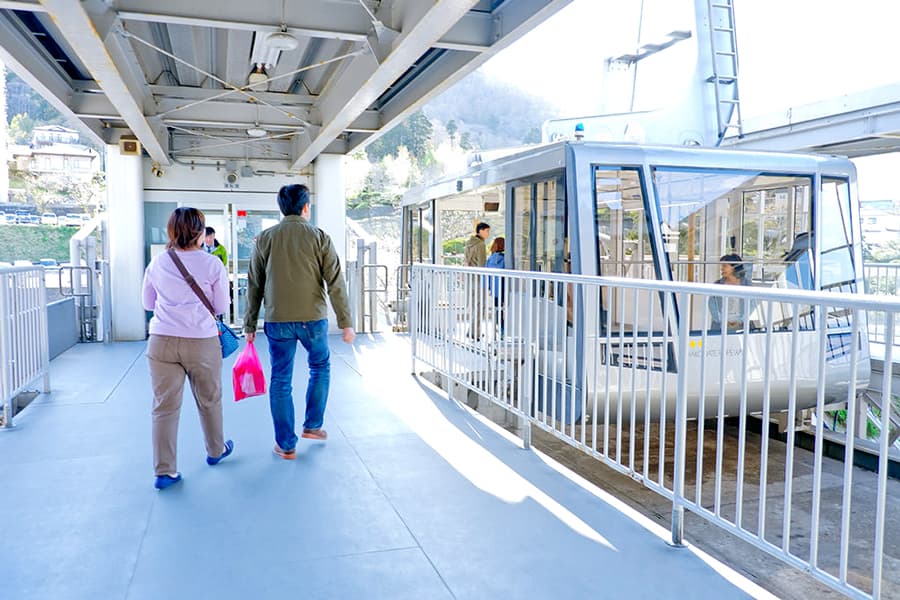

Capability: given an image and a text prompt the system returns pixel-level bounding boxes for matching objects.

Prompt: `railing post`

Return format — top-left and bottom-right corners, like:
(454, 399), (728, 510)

(409, 266), (417, 375)
(670, 291), (691, 547)
(872, 312), (894, 600)
(521, 279), (534, 450)
(0, 271), (13, 430)
(445, 271), (455, 401)
(367, 242), (378, 333)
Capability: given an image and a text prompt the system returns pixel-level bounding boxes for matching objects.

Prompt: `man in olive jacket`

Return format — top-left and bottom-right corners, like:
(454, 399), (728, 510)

(464, 222), (490, 337)
(464, 222), (490, 267)
(244, 184), (354, 459)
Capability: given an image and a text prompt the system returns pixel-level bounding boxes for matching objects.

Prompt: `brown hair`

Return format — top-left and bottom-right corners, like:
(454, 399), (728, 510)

(166, 207), (206, 250)
(489, 237), (505, 253)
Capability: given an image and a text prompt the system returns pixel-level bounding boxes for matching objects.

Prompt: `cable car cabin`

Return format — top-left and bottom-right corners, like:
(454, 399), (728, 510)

(402, 142), (870, 423)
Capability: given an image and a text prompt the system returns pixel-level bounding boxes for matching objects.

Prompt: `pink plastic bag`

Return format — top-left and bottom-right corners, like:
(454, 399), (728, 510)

(232, 341), (266, 401)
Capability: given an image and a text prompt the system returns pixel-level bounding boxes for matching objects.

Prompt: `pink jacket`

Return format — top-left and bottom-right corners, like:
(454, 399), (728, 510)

(142, 249), (229, 338)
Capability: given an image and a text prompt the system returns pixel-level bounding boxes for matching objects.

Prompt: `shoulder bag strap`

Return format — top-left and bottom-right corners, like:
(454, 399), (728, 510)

(167, 248), (217, 318)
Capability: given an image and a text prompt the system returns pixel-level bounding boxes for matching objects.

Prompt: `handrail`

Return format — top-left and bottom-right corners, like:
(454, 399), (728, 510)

(409, 263), (897, 599)
(419, 263), (900, 312)
(0, 266), (50, 429)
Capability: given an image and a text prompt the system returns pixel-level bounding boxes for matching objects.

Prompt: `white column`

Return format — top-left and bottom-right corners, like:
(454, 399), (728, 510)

(313, 154), (346, 265)
(106, 144), (145, 341)
(313, 154), (347, 332)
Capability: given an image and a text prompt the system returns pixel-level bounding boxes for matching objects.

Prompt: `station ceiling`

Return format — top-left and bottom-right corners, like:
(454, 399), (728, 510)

(0, 0), (570, 169)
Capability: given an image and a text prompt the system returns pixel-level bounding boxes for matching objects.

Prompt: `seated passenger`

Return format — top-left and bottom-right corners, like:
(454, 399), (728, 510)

(709, 253), (752, 331)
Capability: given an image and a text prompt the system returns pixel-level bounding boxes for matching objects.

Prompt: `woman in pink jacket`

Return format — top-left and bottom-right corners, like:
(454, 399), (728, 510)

(142, 207), (234, 490)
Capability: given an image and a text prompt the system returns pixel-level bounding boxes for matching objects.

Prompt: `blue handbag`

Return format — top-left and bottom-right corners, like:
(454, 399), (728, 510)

(168, 249), (240, 358)
(216, 318), (240, 358)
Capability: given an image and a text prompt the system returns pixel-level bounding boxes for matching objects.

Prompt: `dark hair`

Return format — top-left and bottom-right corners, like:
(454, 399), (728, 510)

(205, 226), (215, 236)
(719, 253), (744, 275)
(167, 207), (205, 250)
(277, 184), (310, 216)
(476, 222), (491, 234)
(490, 237), (505, 253)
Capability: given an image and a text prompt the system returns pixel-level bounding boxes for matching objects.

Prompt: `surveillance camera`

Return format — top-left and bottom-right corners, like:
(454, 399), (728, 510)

(225, 171), (239, 185)
(151, 164), (164, 178)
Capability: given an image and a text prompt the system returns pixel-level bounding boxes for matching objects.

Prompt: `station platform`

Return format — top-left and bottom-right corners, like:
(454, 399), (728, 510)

(0, 333), (777, 599)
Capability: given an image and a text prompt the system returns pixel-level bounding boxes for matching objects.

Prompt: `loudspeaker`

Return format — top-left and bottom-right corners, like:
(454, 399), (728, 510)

(119, 138), (141, 156)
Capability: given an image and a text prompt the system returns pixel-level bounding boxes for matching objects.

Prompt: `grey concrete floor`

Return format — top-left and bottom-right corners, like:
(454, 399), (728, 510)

(0, 334), (779, 599)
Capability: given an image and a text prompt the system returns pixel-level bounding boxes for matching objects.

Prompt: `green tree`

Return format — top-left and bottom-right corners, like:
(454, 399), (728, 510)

(5, 71), (61, 125)
(8, 113), (34, 144)
(446, 119), (458, 147)
(459, 131), (473, 151)
(365, 110), (434, 168)
(348, 162), (400, 209)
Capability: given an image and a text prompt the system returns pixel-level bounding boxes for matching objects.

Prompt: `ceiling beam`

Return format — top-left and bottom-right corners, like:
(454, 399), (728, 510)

(346, 110), (381, 133)
(113, 0), (499, 54)
(432, 11), (493, 52)
(157, 99), (310, 130)
(148, 85), (317, 106)
(0, 1), (45, 11)
(292, 0), (480, 169)
(0, 13), (105, 144)
(114, 0), (372, 42)
(38, 0), (171, 164)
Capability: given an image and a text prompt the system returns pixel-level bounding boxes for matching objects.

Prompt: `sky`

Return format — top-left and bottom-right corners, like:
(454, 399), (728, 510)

(476, 0), (900, 199)
(479, 0), (899, 118)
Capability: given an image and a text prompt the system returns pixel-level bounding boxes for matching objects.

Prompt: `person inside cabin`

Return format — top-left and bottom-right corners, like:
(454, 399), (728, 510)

(465, 222), (490, 338)
(465, 222), (490, 267)
(709, 253), (752, 332)
(485, 236), (505, 336)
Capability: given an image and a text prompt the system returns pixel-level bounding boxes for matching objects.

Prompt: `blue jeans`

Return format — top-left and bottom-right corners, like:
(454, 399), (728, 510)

(264, 320), (331, 451)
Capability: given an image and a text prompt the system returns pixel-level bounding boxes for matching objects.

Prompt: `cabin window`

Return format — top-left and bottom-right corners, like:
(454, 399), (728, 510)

(820, 178), (856, 296)
(535, 178), (566, 274)
(653, 168), (815, 333)
(420, 205), (433, 263)
(594, 168), (654, 279)
(652, 169), (813, 287)
(593, 166), (664, 334)
(405, 204), (433, 264)
(512, 183), (533, 270)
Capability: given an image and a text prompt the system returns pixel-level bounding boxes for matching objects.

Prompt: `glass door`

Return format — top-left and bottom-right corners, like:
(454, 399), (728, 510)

(232, 207), (281, 328)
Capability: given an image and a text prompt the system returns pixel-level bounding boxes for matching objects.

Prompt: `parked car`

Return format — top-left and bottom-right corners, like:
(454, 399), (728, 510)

(41, 212), (58, 226)
(28, 215), (41, 226)
(38, 258), (59, 268)
(64, 214), (83, 227)
(4, 214), (16, 225)
(13, 260), (33, 267)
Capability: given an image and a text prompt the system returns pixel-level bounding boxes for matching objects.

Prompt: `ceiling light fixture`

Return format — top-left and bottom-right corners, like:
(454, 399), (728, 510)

(266, 26), (299, 51)
(248, 63), (268, 88)
(247, 100), (267, 137)
(267, 0), (299, 52)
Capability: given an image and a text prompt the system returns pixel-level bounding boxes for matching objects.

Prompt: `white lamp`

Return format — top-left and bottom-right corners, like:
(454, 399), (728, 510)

(266, 27), (299, 51)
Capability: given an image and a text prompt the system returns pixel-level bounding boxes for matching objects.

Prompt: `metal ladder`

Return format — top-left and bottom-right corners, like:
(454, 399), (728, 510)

(707, 0), (743, 143)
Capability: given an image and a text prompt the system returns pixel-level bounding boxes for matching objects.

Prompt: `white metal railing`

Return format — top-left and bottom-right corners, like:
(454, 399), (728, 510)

(410, 264), (899, 600)
(865, 263), (900, 346)
(0, 266), (51, 429)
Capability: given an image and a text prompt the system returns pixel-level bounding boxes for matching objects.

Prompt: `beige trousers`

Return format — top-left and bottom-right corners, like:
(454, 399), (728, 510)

(147, 335), (224, 476)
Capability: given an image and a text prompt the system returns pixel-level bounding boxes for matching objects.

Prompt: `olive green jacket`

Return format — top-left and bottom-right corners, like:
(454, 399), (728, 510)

(243, 215), (351, 331)
(464, 235), (486, 267)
